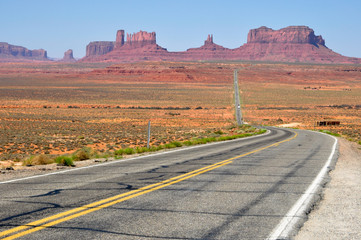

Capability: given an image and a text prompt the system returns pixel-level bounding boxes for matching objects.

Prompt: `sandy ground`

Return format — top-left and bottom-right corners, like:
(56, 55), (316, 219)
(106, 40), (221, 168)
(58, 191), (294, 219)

(295, 138), (361, 240)
(1, 137), (360, 240)
(277, 122), (304, 128)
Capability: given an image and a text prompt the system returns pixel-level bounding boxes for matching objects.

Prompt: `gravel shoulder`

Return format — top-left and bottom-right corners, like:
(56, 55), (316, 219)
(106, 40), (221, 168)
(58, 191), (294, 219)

(295, 138), (361, 240)
(0, 155), (138, 182)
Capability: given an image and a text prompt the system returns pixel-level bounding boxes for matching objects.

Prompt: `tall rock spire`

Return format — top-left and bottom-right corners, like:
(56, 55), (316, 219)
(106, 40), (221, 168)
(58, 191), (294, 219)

(205, 34), (214, 45)
(115, 30), (125, 48)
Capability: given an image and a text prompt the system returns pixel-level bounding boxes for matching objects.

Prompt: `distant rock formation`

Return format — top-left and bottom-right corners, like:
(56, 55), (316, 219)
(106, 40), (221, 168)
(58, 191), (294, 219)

(1, 26), (360, 63)
(182, 34), (231, 60)
(85, 41), (115, 57)
(83, 30), (167, 62)
(247, 26), (325, 46)
(81, 26), (361, 64)
(205, 34), (213, 44)
(85, 30), (158, 59)
(125, 31), (156, 48)
(0, 42), (48, 61)
(115, 30), (125, 49)
(236, 26), (353, 63)
(60, 49), (76, 62)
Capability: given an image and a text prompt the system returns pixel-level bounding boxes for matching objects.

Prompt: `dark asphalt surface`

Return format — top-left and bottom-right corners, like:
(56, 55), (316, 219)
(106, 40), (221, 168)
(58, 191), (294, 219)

(0, 128), (337, 239)
(234, 70), (242, 125)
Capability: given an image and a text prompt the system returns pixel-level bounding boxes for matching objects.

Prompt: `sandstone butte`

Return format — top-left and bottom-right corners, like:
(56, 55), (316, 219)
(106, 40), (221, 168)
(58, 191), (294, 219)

(60, 49), (76, 62)
(0, 42), (48, 62)
(80, 26), (361, 64)
(1, 26), (361, 64)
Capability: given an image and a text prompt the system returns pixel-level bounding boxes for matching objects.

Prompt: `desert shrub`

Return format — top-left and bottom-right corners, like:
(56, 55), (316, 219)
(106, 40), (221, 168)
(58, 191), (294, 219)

(183, 140), (193, 146)
(227, 125), (237, 130)
(23, 158), (32, 166)
(123, 148), (135, 155)
(72, 147), (96, 161)
(218, 136), (230, 141)
(136, 147), (149, 154)
(114, 149), (124, 155)
(206, 137), (217, 143)
(258, 129), (267, 134)
(99, 153), (111, 159)
(149, 146), (159, 152)
(156, 145), (165, 150)
(191, 137), (216, 145)
(214, 130), (224, 135)
(319, 130), (341, 137)
(113, 127), (266, 158)
(164, 143), (177, 149)
(190, 138), (203, 145)
(55, 156), (74, 166)
(24, 154), (54, 166)
(32, 154), (54, 165)
(170, 141), (182, 147)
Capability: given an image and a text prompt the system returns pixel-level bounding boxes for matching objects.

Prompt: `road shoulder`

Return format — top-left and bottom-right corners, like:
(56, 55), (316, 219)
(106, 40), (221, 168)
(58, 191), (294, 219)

(295, 138), (361, 239)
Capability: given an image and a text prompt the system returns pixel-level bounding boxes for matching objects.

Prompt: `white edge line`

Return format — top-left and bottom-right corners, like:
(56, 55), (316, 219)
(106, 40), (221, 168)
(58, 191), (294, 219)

(266, 131), (338, 240)
(0, 129), (271, 185)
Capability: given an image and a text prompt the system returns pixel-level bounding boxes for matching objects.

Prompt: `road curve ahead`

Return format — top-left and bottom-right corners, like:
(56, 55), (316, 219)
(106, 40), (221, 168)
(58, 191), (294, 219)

(0, 128), (338, 240)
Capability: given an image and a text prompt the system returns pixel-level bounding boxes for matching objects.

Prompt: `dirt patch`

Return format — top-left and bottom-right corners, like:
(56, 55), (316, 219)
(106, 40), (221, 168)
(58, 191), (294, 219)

(277, 122), (303, 128)
(295, 138), (361, 239)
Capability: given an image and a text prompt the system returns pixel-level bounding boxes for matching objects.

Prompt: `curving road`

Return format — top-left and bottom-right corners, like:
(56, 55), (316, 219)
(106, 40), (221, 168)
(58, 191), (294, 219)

(0, 128), (338, 240)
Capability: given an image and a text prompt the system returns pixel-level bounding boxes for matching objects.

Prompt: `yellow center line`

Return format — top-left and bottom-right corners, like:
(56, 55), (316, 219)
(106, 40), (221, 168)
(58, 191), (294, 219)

(0, 158), (233, 238)
(1, 130), (298, 240)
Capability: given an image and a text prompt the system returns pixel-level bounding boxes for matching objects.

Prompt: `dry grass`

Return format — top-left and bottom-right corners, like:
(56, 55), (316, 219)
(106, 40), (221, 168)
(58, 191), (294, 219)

(23, 154), (53, 166)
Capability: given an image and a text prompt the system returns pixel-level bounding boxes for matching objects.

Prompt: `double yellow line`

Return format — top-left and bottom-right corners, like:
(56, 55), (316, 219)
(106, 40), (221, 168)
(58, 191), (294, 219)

(0, 130), (297, 240)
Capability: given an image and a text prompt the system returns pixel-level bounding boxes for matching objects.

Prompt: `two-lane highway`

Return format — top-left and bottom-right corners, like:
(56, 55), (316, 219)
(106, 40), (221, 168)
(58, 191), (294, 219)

(0, 128), (338, 239)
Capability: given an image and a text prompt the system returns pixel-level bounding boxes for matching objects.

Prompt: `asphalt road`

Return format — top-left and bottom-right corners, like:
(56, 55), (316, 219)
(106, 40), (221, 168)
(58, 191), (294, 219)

(233, 70), (243, 125)
(0, 128), (338, 240)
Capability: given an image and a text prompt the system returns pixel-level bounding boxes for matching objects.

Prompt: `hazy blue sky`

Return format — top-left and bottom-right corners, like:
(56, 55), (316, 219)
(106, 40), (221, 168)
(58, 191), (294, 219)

(1, 0), (360, 59)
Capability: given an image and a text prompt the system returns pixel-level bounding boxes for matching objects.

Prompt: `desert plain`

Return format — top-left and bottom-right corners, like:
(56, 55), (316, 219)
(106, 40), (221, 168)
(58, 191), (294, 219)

(0, 61), (360, 168)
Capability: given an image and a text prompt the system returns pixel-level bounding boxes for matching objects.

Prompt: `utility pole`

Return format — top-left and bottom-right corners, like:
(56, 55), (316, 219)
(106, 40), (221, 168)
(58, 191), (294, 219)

(147, 120), (151, 148)
(234, 70), (243, 126)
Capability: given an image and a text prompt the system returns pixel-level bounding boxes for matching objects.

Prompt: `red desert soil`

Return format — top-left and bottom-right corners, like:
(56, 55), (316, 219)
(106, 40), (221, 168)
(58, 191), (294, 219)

(0, 61), (360, 239)
(0, 61), (360, 163)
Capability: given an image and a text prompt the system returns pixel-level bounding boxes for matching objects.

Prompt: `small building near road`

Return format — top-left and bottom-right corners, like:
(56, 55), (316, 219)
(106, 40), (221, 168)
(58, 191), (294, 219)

(316, 120), (341, 126)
